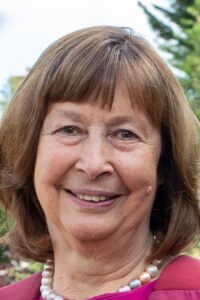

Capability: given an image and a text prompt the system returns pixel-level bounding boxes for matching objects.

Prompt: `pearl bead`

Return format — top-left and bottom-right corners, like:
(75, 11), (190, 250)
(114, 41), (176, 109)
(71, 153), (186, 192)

(146, 265), (158, 277)
(54, 296), (63, 300)
(42, 270), (53, 278)
(42, 277), (53, 285)
(41, 287), (64, 300)
(118, 285), (131, 292)
(44, 264), (54, 270)
(41, 289), (51, 298)
(40, 285), (50, 292)
(129, 279), (142, 289)
(139, 271), (151, 284)
(46, 293), (56, 300)
(153, 259), (162, 267)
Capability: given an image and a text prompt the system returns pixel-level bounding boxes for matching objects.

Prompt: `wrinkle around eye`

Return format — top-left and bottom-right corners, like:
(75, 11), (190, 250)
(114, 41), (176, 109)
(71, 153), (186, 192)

(109, 129), (141, 141)
(53, 125), (85, 136)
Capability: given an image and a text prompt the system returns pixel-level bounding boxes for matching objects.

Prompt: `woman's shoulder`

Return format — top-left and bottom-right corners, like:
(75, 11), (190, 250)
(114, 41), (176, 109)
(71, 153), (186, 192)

(155, 254), (200, 290)
(0, 272), (41, 300)
(149, 255), (200, 300)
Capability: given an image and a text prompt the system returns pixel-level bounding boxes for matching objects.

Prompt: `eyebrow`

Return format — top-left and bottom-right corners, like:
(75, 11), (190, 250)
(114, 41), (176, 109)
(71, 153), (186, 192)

(51, 108), (144, 128)
(106, 116), (137, 126)
(53, 109), (85, 122)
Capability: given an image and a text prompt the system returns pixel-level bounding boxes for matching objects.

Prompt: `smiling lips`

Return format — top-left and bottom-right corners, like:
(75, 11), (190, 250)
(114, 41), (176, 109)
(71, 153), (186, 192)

(67, 189), (120, 203)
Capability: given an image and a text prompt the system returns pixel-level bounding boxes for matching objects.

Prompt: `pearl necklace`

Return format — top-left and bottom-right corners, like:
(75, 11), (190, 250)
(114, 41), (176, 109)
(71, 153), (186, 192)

(40, 259), (162, 300)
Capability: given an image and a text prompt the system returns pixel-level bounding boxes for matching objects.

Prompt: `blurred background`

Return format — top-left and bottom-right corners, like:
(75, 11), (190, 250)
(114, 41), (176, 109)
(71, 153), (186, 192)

(0, 0), (200, 287)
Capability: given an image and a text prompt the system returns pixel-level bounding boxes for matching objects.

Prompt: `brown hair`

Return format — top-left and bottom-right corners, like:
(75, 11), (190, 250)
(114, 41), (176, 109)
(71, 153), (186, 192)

(0, 26), (199, 262)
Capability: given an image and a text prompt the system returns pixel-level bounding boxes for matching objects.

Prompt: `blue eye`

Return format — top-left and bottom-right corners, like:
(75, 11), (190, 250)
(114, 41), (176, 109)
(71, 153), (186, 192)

(54, 126), (81, 136)
(113, 129), (138, 140)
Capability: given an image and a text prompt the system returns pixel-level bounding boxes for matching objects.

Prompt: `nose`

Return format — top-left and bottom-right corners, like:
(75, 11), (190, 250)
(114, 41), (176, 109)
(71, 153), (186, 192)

(75, 134), (114, 180)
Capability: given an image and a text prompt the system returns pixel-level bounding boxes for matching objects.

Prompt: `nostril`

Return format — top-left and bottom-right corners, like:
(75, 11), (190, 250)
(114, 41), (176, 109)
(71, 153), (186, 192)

(75, 158), (114, 180)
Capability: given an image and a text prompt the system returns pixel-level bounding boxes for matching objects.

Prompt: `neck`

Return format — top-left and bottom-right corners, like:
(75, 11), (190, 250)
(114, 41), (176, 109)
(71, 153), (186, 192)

(52, 230), (153, 299)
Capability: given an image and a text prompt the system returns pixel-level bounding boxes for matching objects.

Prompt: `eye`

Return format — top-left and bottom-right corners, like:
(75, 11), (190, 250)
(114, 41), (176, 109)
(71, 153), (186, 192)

(54, 125), (82, 136)
(111, 129), (139, 140)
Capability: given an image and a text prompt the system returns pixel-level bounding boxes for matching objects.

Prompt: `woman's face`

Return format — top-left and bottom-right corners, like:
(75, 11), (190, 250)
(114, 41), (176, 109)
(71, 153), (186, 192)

(34, 87), (161, 245)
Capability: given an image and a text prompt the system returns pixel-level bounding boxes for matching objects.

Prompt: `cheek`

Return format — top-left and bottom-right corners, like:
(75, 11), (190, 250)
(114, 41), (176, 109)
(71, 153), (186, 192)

(34, 140), (76, 185)
(33, 142), (69, 212)
(117, 150), (159, 194)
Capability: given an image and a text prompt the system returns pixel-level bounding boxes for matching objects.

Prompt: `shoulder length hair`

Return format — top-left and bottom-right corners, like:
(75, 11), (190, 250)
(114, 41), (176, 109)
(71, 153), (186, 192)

(0, 26), (200, 262)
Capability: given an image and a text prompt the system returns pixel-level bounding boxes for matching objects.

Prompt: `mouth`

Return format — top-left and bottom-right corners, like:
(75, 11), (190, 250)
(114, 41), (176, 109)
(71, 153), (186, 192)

(66, 189), (120, 203)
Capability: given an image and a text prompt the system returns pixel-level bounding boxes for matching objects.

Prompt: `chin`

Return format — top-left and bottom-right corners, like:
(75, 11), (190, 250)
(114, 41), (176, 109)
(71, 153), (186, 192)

(63, 220), (117, 242)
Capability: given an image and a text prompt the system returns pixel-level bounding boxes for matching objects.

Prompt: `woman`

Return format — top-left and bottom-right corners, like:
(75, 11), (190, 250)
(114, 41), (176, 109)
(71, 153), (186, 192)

(0, 26), (200, 300)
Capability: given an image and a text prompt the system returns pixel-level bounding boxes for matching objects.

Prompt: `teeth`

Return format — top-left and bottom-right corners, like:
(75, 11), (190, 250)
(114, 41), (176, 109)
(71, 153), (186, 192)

(76, 194), (109, 202)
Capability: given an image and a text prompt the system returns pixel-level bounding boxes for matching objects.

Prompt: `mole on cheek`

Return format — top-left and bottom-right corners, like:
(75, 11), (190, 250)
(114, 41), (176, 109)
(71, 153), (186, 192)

(146, 186), (152, 195)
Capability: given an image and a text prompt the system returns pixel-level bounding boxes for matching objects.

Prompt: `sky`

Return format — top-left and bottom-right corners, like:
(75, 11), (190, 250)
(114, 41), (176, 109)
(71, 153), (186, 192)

(0, 0), (168, 93)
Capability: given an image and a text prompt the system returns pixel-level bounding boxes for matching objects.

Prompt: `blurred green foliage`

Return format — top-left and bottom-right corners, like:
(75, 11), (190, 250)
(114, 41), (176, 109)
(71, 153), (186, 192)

(8, 260), (43, 283)
(0, 75), (24, 109)
(0, 211), (9, 264)
(0, 209), (42, 286)
(138, 0), (200, 118)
